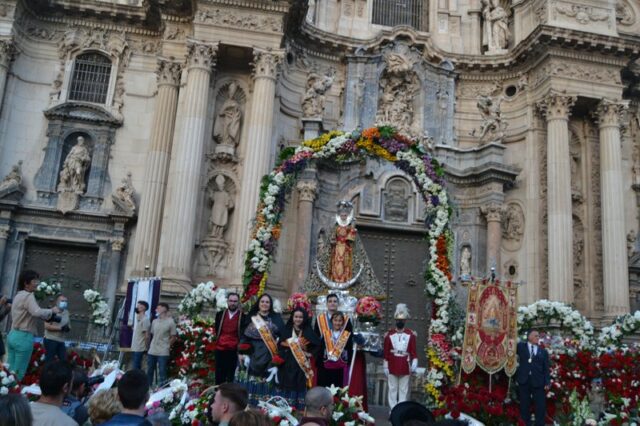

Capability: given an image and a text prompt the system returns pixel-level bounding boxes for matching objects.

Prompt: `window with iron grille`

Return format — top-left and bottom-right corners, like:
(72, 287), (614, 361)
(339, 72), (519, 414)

(372, 0), (427, 31)
(68, 53), (112, 104)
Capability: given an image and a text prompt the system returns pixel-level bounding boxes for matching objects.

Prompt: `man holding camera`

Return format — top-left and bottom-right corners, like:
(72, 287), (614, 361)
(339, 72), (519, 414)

(44, 294), (71, 363)
(61, 367), (90, 425)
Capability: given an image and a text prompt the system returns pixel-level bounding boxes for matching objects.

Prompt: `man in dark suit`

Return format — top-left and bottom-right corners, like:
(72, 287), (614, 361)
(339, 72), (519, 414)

(516, 330), (550, 426)
(214, 292), (243, 385)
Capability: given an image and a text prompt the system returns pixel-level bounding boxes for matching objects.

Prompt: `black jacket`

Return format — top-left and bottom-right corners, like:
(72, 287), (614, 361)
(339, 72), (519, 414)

(516, 341), (550, 388)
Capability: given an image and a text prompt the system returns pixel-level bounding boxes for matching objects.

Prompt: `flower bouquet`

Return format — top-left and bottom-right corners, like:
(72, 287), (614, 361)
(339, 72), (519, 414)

(83, 289), (111, 326)
(355, 297), (382, 325)
(34, 281), (61, 301)
(169, 319), (217, 384)
(146, 379), (189, 420)
(178, 281), (218, 318)
(0, 364), (19, 395)
(258, 396), (299, 425)
(178, 391), (214, 426)
(327, 385), (375, 426)
(286, 293), (312, 317)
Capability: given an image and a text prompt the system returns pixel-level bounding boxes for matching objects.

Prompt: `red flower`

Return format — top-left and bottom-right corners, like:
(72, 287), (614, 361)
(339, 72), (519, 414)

(238, 343), (252, 354)
(272, 355), (285, 365)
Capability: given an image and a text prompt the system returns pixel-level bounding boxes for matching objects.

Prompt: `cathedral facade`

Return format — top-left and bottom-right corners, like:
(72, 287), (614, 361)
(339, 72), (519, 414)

(0, 0), (639, 335)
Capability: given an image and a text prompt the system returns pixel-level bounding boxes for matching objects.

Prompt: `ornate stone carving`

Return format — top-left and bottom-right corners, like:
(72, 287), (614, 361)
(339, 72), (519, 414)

(573, 220), (585, 268)
(201, 239), (230, 275)
(632, 143), (640, 186)
(0, 40), (15, 68)
(163, 25), (185, 41)
(616, 0), (636, 25)
(536, 92), (576, 121)
(301, 69), (335, 118)
(214, 82), (244, 150)
(252, 49), (283, 79)
(111, 238), (125, 252)
(195, 8), (283, 33)
(471, 94), (508, 144)
(480, 202), (504, 222)
(594, 99), (629, 128)
(376, 52), (420, 136)
(627, 230), (637, 258)
(208, 175), (234, 239)
(0, 225), (9, 240)
(482, 0), (511, 53)
(59, 28), (128, 61)
(0, 160), (22, 196)
(58, 136), (91, 194)
(297, 180), (317, 203)
(460, 246), (472, 276)
(156, 60), (182, 87)
(186, 41), (217, 71)
(555, 3), (609, 25)
(570, 131), (583, 203)
(530, 61), (621, 90)
(501, 203), (524, 242)
(384, 178), (410, 222)
(112, 172), (136, 215)
(503, 259), (518, 280)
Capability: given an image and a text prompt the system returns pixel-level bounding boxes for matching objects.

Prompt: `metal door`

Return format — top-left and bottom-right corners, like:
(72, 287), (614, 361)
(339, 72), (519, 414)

(359, 227), (429, 365)
(22, 241), (98, 342)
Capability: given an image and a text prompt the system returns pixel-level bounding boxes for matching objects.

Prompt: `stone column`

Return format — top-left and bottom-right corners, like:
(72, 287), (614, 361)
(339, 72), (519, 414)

(596, 99), (630, 316)
(232, 48), (283, 282)
(0, 225), (9, 280)
(159, 41), (217, 288)
(292, 180), (317, 292)
(537, 92), (576, 303)
(106, 238), (124, 314)
(480, 202), (504, 275)
(131, 60), (182, 276)
(0, 40), (13, 113)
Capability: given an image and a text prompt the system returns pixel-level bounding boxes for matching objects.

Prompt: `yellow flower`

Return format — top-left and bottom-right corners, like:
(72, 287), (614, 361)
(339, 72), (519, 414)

(258, 273), (268, 296)
(302, 130), (343, 151)
(355, 137), (396, 162)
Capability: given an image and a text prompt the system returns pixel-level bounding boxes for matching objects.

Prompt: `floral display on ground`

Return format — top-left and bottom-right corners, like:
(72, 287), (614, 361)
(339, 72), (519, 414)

(168, 318), (217, 383)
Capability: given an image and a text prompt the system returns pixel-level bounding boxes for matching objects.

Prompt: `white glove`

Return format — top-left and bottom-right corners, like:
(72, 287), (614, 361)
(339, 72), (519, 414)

(243, 356), (250, 369)
(411, 358), (418, 373)
(266, 366), (278, 383)
(383, 361), (389, 377)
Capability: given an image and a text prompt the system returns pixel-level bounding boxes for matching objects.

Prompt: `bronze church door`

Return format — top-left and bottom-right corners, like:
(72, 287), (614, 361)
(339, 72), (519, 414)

(22, 241), (98, 342)
(359, 227), (429, 365)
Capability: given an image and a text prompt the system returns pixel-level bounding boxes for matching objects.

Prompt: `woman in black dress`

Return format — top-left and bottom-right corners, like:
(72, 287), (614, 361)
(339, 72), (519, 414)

(320, 312), (353, 387)
(277, 307), (320, 409)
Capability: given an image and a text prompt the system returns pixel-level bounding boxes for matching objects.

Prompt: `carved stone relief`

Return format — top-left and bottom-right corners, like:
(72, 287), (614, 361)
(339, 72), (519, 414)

(383, 178), (410, 222)
(530, 60), (621, 90)
(376, 52), (420, 137)
(0, 161), (23, 199)
(460, 246), (472, 276)
(554, 3), (610, 26)
(195, 8), (283, 33)
(471, 94), (508, 145)
(301, 69), (335, 119)
(569, 131), (583, 203)
(501, 203), (524, 251)
(213, 81), (246, 156)
(616, 0), (636, 26)
(573, 216), (585, 310)
(112, 172), (136, 215)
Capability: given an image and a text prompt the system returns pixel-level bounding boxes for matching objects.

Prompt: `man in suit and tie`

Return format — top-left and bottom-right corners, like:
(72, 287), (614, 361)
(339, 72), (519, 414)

(516, 329), (550, 426)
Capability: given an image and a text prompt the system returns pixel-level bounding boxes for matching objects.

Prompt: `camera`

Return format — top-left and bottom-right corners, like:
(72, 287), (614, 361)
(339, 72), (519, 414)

(46, 313), (62, 323)
(85, 375), (104, 387)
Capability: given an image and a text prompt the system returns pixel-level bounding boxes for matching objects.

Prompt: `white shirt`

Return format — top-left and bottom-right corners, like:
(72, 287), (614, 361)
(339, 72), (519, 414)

(529, 343), (537, 357)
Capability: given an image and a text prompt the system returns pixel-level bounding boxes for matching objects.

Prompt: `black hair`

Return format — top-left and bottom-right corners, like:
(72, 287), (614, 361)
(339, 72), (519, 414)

(287, 307), (310, 329)
(248, 293), (274, 316)
(137, 300), (149, 311)
(227, 292), (240, 300)
(17, 270), (39, 291)
(157, 302), (169, 310)
(0, 394), (32, 426)
(39, 361), (73, 397)
(217, 383), (248, 411)
(117, 369), (149, 409)
(71, 367), (88, 393)
(326, 293), (339, 302)
(330, 311), (345, 323)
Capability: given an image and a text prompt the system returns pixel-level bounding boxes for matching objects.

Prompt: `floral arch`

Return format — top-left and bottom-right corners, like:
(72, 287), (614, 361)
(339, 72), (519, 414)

(240, 125), (455, 405)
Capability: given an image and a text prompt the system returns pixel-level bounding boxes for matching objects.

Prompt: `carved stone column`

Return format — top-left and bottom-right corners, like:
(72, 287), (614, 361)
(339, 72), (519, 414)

(0, 225), (9, 280)
(596, 99), (630, 316)
(292, 179), (317, 292)
(480, 202), (504, 274)
(0, 40), (13, 114)
(159, 42), (217, 289)
(537, 92), (576, 303)
(131, 60), (182, 276)
(106, 238), (124, 314)
(232, 48), (283, 282)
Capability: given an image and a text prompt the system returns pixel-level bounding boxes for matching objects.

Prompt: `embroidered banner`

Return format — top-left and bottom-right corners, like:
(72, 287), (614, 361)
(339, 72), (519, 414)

(461, 280), (518, 376)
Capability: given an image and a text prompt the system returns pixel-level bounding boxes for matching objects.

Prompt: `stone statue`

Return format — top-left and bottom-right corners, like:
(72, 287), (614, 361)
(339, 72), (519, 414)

(460, 247), (471, 276)
(301, 70), (334, 118)
(501, 204), (524, 241)
(384, 180), (409, 222)
(112, 172), (136, 213)
(482, 0), (511, 53)
(58, 136), (91, 193)
(632, 144), (640, 185)
(215, 82), (242, 147)
(376, 53), (419, 136)
(0, 160), (22, 193)
(329, 201), (357, 283)
(471, 95), (508, 144)
(209, 175), (234, 238)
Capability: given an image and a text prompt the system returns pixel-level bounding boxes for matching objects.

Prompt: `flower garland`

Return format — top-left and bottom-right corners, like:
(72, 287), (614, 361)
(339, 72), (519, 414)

(517, 300), (594, 349)
(597, 310), (640, 348)
(239, 126), (454, 405)
(177, 281), (219, 318)
(83, 289), (111, 326)
(34, 281), (61, 301)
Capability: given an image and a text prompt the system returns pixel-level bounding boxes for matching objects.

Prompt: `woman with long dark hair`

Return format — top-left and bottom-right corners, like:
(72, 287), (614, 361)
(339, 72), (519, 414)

(239, 293), (285, 405)
(277, 307), (320, 409)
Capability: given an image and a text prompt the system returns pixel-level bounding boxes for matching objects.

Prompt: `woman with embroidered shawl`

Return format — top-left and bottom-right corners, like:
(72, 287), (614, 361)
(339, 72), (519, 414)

(277, 307), (320, 409)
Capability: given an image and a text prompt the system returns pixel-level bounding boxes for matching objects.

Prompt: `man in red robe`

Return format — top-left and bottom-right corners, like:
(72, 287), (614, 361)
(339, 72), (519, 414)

(214, 292), (243, 384)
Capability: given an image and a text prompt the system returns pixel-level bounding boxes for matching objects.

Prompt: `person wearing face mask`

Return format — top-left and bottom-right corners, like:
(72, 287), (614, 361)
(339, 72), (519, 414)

(43, 294), (71, 363)
(383, 304), (418, 410)
(131, 301), (150, 371)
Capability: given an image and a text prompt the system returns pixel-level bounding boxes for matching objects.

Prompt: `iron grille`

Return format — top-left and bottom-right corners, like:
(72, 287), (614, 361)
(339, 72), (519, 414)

(372, 0), (426, 31)
(68, 53), (112, 104)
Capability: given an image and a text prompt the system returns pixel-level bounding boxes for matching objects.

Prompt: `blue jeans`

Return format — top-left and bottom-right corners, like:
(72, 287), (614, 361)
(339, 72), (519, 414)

(44, 338), (67, 363)
(147, 354), (168, 386)
(132, 351), (145, 371)
(7, 330), (34, 380)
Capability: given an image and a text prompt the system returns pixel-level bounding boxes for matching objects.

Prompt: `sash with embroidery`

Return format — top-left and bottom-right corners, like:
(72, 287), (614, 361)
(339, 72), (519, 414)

(252, 315), (278, 358)
(327, 329), (351, 362)
(287, 333), (314, 388)
(318, 314), (334, 354)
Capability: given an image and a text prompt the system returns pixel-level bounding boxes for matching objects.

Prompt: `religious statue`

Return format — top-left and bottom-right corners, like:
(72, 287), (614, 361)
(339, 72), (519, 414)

(471, 94), (508, 144)
(482, 0), (511, 53)
(501, 204), (524, 241)
(112, 172), (136, 214)
(460, 246), (471, 277)
(329, 201), (357, 283)
(376, 52), (420, 136)
(215, 82), (242, 148)
(208, 175), (234, 239)
(384, 181), (409, 222)
(301, 70), (335, 118)
(0, 160), (22, 193)
(58, 136), (91, 193)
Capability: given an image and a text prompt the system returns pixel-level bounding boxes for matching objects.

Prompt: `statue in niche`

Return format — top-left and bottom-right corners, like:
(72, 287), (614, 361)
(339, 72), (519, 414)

(301, 70), (335, 118)
(384, 180), (409, 222)
(112, 172), (136, 214)
(460, 246), (471, 277)
(329, 201), (358, 283)
(471, 95), (508, 145)
(0, 161), (22, 194)
(58, 136), (91, 194)
(376, 53), (420, 136)
(482, 0), (510, 52)
(215, 82), (243, 148)
(570, 143), (583, 202)
(632, 144), (640, 185)
(208, 175), (234, 239)
(573, 223), (584, 268)
(501, 204), (524, 241)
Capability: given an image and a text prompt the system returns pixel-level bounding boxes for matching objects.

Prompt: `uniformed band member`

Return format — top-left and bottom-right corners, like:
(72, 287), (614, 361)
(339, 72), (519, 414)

(383, 303), (418, 410)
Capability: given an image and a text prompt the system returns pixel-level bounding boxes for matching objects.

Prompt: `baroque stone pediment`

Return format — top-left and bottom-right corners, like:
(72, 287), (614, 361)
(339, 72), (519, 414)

(44, 102), (123, 127)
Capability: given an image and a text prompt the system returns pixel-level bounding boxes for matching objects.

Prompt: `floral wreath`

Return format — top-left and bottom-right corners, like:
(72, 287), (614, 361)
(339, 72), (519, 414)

(240, 125), (454, 407)
(83, 289), (111, 327)
(596, 310), (640, 348)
